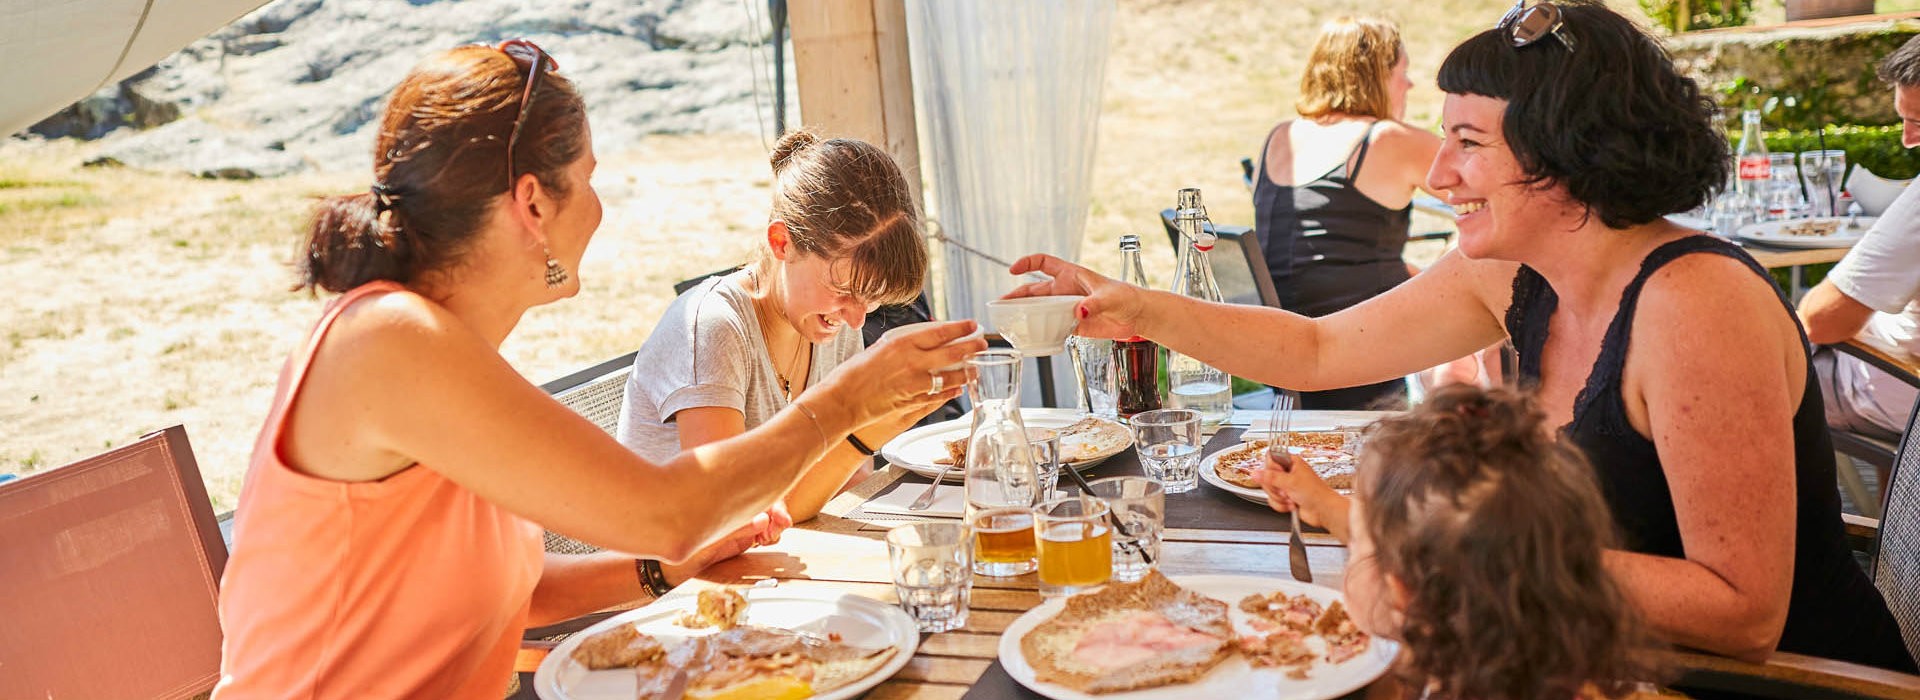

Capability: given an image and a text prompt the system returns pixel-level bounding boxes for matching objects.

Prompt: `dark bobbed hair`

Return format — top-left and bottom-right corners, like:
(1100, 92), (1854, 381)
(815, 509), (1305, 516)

(1357, 384), (1666, 700)
(1435, 0), (1727, 229)
(1878, 34), (1920, 87)
(298, 45), (590, 293)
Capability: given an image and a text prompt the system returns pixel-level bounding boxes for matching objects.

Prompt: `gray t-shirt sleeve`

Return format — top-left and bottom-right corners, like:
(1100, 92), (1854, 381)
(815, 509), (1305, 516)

(616, 280), (758, 460)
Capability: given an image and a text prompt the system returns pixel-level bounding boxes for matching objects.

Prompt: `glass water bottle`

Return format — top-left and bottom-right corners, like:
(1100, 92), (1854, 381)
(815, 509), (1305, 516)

(962, 349), (1041, 576)
(1165, 188), (1233, 428)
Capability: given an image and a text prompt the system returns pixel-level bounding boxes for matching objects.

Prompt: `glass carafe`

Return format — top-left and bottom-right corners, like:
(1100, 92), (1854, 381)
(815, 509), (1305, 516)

(1166, 188), (1233, 428)
(962, 349), (1041, 513)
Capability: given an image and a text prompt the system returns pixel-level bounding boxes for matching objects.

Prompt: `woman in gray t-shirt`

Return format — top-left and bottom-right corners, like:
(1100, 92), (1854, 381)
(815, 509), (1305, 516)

(618, 131), (934, 521)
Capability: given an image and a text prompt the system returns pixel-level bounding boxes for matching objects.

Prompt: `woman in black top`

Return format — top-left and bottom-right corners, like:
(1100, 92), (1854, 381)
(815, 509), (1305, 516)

(1254, 16), (1441, 410)
(1005, 0), (1914, 672)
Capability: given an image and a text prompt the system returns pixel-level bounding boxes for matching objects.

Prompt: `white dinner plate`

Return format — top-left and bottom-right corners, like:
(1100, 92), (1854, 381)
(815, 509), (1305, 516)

(881, 408), (1130, 479)
(1737, 217), (1874, 249)
(533, 586), (918, 700)
(998, 575), (1399, 700)
(1198, 441), (1274, 505)
(1199, 435), (1357, 505)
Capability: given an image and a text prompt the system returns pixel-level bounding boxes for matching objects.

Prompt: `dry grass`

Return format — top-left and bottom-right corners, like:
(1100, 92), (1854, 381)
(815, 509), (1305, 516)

(3, 0), (1664, 508)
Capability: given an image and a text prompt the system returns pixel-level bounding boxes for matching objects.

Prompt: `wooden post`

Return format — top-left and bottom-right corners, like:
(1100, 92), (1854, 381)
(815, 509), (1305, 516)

(788, 0), (923, 211)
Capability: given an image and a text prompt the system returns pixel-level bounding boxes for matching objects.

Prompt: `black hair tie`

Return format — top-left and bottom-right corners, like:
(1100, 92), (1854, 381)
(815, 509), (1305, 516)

(369, 183), (401, 213)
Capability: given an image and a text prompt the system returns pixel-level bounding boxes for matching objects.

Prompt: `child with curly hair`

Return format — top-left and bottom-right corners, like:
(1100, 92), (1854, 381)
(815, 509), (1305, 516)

(1259, 385), (1664, 699)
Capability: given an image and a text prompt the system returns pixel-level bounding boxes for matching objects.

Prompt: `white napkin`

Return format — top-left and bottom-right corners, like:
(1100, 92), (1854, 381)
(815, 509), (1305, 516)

(862, 484), (965, 519)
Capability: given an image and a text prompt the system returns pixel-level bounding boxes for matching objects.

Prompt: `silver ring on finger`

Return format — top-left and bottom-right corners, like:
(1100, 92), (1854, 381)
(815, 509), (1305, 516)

(928, 371), (945, 396)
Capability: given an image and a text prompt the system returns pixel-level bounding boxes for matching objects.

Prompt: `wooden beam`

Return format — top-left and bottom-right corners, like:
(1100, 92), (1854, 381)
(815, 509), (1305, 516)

(789, 0), (923, 211)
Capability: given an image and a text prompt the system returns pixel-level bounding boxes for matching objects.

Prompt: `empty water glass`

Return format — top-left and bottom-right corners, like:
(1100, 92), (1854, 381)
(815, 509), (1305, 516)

(1086, 476), (1164, 582)
(1128, 408), (1203, 493)
(886, 522), (973, 632)
(1800, 149), (1847, 217)
(1067, 336), (1118, 418)
(1029, 431), (1063, 498)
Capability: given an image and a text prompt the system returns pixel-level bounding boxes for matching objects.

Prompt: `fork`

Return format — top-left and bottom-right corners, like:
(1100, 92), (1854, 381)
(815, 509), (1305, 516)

(908, 463), (957, 511)
(1267, 392), (1312, 583)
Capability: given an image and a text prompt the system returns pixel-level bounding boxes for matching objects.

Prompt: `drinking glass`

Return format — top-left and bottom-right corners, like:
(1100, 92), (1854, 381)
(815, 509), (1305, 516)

(1767, 153), (1805, 220)
(886, 522), (973, 632)
(968, 507), (1037, 577)
(1800, 150), (1847, 217)
(1034, 496), (1112, 597)
(1086, 476), (1164, 582)
(1127, 408), (1203, 493)
(1066, 335), (1118, 418)
(1029, 432), (1063, 499)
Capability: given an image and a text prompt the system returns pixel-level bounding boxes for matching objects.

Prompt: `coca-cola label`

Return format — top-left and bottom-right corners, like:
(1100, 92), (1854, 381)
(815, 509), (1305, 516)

(1738, 156), (1770, 181)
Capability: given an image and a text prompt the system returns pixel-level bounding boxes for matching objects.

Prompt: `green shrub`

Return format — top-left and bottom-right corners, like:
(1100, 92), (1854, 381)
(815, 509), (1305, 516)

(1759, 125), (1920, 180)
(1640, 0), (1753, 33)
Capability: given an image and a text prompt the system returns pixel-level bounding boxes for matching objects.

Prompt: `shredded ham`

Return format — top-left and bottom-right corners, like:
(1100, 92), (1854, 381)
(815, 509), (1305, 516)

(1069, 610), (1223, 670)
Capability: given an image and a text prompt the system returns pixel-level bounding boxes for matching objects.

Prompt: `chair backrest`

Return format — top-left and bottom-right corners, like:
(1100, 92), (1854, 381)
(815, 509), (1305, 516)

(673, 265), (745, 296)
(1875, 400), (1920, 665)
(539, 351), (639, 436)
(537, 354), (638, 555)
(1159, 208), (1282, 309)
(0, 426), (226, 700)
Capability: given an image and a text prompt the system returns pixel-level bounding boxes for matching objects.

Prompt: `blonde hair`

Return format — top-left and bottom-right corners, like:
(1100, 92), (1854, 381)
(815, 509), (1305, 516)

(1295, 16), (1404, 121)
(756, 130), (927, 306)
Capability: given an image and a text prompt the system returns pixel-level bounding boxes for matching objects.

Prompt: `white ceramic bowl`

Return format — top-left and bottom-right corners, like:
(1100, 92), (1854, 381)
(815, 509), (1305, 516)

(878, 320), (985, 372)
(986, 295), (1083, 357)
(1846, 167), (1914, 216)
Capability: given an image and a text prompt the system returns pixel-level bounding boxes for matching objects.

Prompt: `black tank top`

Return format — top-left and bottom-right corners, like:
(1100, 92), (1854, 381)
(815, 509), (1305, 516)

(1254, 120), (1413, 318)
(1505, 235), (1916, 672)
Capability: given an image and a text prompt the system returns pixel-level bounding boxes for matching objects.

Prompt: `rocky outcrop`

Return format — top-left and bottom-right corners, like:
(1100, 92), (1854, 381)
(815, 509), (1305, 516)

(26, 0), (795, 179)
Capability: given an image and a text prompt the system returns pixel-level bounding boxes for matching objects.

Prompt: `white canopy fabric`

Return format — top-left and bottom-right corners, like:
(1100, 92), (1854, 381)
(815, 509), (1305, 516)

(904, 0), (1114, 325)
(2, 0), (269, 137)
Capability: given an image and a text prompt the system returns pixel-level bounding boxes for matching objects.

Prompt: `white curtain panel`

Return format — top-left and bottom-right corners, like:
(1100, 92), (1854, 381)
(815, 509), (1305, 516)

(2, 0), (271, 136)
(905, 0), (1114, 324)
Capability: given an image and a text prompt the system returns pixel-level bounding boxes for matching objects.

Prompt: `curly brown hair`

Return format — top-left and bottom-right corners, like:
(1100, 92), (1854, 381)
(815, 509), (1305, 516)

(1356, 384), (1664, 699)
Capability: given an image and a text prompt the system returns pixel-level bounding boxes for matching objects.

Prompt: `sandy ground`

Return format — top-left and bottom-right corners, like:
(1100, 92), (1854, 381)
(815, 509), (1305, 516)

(2, 0), (1647, 508)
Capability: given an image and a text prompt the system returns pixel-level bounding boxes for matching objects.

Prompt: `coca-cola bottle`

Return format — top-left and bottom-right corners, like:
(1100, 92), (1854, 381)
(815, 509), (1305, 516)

(1112, 234), (1162, 418)
(1735, 109), (1770, 221)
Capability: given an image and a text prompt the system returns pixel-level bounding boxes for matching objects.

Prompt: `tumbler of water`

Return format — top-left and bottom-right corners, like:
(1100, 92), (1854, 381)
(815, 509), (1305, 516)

(1127, 408), (1203, 493)
(1086, 476), (1165, 582)
(886, 522), (973, 632)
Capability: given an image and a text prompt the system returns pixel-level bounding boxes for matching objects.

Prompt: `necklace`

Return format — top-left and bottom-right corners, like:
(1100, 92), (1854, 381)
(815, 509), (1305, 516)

(773, 335), (808, 398)
(748, 268), (809, 398)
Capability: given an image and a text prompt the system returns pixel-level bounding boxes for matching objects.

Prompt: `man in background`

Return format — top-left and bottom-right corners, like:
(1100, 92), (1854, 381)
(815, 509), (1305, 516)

(1797, 34), (1920, 440)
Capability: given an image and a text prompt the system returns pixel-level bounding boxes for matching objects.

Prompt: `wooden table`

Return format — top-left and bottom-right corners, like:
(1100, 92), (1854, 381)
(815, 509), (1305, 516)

(682, 458), (1376, 700)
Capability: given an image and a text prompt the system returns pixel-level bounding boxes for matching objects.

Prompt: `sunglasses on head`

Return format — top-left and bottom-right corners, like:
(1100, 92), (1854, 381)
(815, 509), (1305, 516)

(497, 39), (560, 193)
(1498, 1), (1575, 53)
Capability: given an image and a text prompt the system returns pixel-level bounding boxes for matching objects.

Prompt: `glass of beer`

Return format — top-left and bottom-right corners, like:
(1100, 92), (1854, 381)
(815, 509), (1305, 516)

(1034, 496), (1112, 597)
(969, 507), (1037, 577)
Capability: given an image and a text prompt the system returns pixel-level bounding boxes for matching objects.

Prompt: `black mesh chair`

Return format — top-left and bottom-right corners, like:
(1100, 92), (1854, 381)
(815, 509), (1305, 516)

(1872, 398), (1920, 668)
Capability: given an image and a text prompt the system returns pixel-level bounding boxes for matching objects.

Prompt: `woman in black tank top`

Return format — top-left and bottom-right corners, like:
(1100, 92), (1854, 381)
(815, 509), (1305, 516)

(1253, 16), (1438, 410)
(1005, 1), (1914, 673)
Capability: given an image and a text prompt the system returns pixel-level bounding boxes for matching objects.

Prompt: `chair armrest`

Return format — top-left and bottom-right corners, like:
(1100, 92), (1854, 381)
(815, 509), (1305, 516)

(1663, 649), (1920, 699)
(1844, 511), (1882, 547)
(1409, 230), (1454, 243)
(1833, 337), (1920, 386)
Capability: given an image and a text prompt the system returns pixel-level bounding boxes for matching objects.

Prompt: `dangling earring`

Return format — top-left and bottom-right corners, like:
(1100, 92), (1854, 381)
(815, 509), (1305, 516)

(543, 247), (570, 287)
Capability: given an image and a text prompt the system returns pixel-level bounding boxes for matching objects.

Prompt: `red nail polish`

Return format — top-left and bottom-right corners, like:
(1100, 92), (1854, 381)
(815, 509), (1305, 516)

(1076, 305), (1088, 319)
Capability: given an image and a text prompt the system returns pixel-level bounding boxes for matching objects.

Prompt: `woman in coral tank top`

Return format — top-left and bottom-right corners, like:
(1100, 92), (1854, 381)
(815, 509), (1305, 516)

(212, 42), (982, 700)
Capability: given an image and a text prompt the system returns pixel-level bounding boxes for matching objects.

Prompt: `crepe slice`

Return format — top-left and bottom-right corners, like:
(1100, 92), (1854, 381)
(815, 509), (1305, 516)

(569, 624), (666, 670)
(1021, 570), (1235, 694)
(630, 625), (898, 700)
